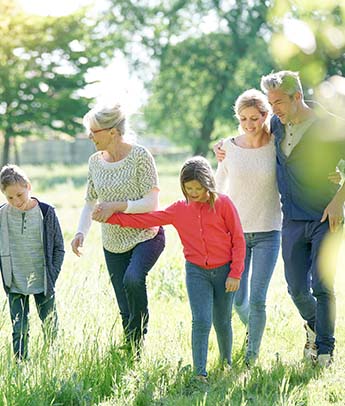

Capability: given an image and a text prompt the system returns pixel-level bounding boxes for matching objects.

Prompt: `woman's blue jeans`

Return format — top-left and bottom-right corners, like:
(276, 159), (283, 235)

(103, 227), (165, 345)
(234, 230), (280, 362)
(186, 261), (235, 376)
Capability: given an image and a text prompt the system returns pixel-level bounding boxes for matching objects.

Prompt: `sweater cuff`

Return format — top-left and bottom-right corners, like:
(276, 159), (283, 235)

(228, 266), (243, 279)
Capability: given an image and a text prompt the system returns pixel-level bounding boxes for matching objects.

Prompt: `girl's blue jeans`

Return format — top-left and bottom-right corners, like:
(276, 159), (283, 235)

(234, 230), (281, 362)
(185, 261), (234, 376)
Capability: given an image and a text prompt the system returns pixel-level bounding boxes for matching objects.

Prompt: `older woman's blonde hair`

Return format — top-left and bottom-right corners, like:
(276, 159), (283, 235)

(83, 103), (135, 141)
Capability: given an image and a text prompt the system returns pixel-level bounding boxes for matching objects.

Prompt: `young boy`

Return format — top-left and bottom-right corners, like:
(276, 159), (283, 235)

(0, 164), (65, 360)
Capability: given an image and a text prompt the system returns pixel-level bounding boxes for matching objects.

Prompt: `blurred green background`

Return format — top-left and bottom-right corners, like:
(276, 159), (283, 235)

(1, 0), (345, 165)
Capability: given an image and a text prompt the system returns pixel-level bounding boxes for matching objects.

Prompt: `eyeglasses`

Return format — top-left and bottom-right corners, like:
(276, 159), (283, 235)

(89, 126), (114, 137)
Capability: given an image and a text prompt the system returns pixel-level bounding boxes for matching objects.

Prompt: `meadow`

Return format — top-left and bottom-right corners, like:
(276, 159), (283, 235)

(0, 158), (344, 406)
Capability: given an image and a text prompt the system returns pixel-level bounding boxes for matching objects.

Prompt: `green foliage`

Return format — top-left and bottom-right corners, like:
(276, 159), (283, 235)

(145, 33), (275, 154)
(104, 0), (345, 156)
(268, 0), (345, 85)
(0, 0), (123, 165)
(105, 0), (276, 155)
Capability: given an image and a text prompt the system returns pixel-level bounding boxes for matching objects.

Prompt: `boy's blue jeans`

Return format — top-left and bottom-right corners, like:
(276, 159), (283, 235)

(8, 292), (57, 360)
(185, 261), (234, 377)
(282, 220), (338, 355)
(103, 227), (165, 346)
(234, 230), (280, 362)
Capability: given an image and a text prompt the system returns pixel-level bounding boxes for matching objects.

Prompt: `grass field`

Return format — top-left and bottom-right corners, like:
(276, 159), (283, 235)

(0, 159), (344, 406)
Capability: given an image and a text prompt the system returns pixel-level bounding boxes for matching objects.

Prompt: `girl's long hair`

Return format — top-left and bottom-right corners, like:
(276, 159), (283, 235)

(180, 156), (217, 208)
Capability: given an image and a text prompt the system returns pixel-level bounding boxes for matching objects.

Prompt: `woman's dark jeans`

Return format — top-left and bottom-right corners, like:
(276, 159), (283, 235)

(104, 227), (165, 346)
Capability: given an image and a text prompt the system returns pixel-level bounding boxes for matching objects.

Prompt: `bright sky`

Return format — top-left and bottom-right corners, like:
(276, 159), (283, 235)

(18, 0), (144, 111)
(19, 0), (92, 16)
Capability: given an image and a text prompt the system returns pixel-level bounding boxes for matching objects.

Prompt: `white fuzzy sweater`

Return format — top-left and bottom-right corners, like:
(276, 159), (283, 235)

(215, 137), (282, 233)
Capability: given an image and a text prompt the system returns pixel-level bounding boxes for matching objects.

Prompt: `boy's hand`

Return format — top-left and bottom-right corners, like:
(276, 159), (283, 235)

(71, 232), (84, 257)
(213, 139), (226, 162)
(225, 277), (240, 292)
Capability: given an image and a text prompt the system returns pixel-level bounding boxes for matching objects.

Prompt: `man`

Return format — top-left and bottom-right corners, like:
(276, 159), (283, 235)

(215, 71), (345, 366)
(260, 71), (345, 367)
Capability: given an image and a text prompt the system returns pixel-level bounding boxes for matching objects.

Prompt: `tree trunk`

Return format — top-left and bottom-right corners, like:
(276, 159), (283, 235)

(195, 81), (227, 156)
(2, 132), (11, 167)
(13, 137), (20, 165)
(195, 112), (216, 156)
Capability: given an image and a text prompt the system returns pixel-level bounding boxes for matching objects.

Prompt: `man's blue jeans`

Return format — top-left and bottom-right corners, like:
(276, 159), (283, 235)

(103, 227), (165, 345)
(185, 261), (235, 376)
(282, 220), (338, 355)
(234, 230), (280, 362)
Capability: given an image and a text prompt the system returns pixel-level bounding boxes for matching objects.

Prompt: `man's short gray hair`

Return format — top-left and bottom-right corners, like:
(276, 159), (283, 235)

(260, 70), (303, 97)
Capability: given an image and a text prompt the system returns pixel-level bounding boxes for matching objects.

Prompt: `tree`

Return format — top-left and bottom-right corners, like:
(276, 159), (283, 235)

(102, 0), (345, 155)
(0, 0), (123, 165)
(103, 0), (275, 155)
(144, 33), (274, 154)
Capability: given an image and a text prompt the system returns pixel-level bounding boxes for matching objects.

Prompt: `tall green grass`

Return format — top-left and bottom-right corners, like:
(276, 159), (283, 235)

(0, 160), (344, 406)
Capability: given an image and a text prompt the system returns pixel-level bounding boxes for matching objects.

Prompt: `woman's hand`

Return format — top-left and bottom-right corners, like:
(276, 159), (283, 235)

(71, 232), (84, 257)
(92, 201), (127, 222)
(225, 277), (240, 292)
(213, 139), (226, 162)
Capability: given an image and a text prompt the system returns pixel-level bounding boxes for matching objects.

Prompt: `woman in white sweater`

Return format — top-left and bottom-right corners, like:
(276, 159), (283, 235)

(71, 104), (165, 354)
(215, 89), (281, 366)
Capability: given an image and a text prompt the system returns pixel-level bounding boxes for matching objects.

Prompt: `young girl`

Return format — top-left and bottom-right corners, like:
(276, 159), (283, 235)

(93, 156), (246, 380)
(0, 165), (65, 360)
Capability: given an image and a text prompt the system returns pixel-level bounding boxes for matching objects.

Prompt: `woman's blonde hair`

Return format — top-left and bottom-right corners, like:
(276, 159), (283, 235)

(180, 156), (217, 208)
(0, 164), (30, 191)
(234, 88), (271, 134)
(235, 89), (270, 117)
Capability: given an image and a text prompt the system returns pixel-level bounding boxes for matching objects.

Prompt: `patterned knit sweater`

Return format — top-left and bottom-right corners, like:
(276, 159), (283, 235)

(86, 144), (159, 253)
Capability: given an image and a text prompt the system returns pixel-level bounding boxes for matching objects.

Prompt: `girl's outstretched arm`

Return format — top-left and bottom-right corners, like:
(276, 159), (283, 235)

(92, 189), (159, 222)
(94, 203), (178, 228)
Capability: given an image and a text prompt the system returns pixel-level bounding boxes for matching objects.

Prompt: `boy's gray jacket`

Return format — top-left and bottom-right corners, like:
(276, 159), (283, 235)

(0, 199), (65, 296)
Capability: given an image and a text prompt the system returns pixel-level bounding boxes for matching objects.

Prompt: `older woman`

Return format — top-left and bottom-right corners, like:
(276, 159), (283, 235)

(71, 104), (165, 352)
